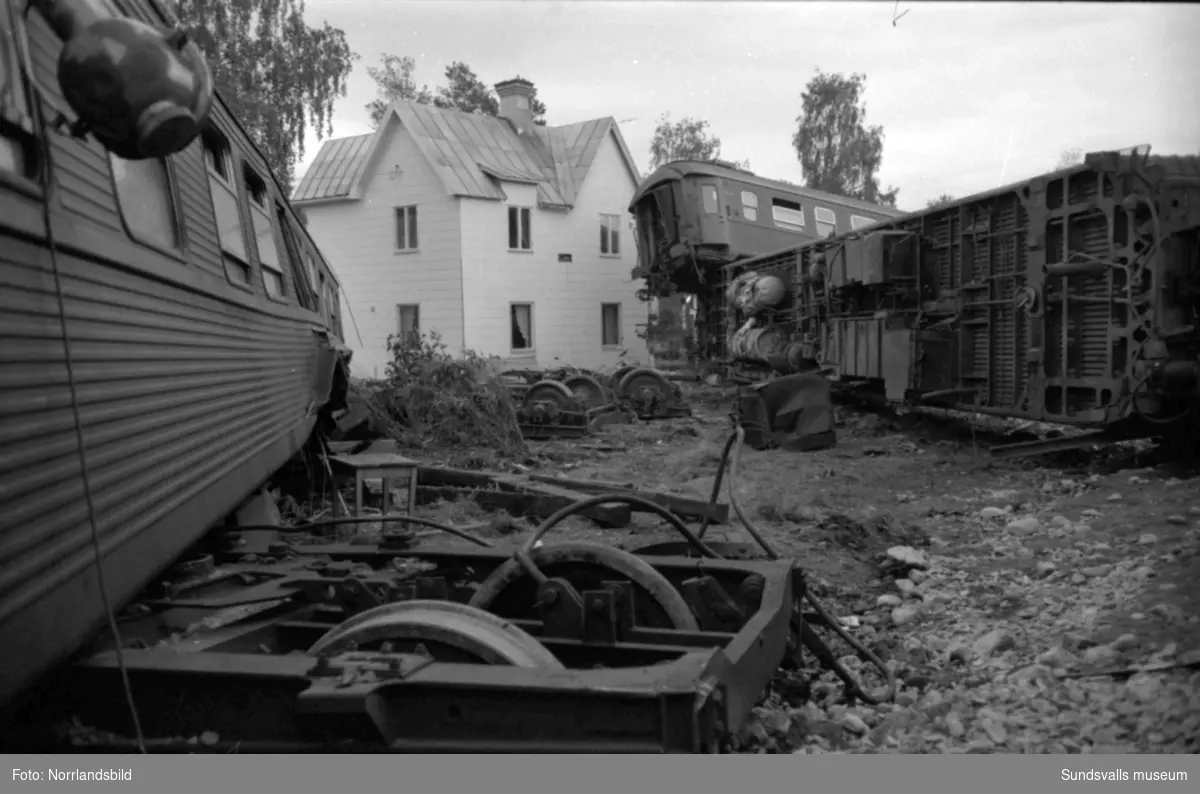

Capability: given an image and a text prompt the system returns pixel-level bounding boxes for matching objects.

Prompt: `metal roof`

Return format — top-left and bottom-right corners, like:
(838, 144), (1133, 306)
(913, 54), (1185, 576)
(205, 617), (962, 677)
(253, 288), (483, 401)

(291, 134), (374, 203)
(292, 101), (640, 208)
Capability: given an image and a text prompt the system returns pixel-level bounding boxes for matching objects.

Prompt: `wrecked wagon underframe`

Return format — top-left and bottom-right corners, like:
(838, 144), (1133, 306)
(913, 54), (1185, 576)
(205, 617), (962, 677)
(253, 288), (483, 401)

(9, 514), (806, 753)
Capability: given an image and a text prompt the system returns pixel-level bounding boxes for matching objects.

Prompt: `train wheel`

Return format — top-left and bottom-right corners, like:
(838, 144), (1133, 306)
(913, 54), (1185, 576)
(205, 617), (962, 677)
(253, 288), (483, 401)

(469, 540), (698, 631)
(609, 365), (636, 392)
(522, 379), (578, 410)
(307, 600), (563, 668)
(616, 367), (675, 403)
(561, 374), (610, 409)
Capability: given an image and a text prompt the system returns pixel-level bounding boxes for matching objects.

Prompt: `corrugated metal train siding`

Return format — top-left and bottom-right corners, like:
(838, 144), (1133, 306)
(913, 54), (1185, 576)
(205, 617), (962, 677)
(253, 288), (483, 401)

(0, 235), (318, 627)
(25, 12), (123, 235)
(172, 140), (225, 278)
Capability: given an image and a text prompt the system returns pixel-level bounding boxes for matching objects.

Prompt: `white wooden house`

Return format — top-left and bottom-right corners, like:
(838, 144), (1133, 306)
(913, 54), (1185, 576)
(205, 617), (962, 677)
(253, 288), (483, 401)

(292, 78), (649, 379)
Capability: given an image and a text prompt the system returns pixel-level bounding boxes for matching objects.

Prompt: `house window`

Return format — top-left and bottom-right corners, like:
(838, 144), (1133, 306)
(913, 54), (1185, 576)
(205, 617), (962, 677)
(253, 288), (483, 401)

(851, 215), (875, 230)
(397, 304), (419, 343)
(109, 154), (178, 249)
(244, 166), (284, 299)
(814, 206), (838, 238)
(741, 190), (758, 222)
(395, 205), (418, 251)
(203, 131), (250, 284)
(600, 213), (621, 256)
(601, 303), (621, 347)
(701, 185), (719, 214)
(771, 197), (805, 230)
(510, 303), (533, 351)
(508, 206), (532, 250)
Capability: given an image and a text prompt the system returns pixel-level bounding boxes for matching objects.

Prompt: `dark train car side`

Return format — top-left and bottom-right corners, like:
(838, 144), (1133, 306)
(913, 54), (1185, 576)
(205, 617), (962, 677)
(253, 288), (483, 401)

(0, 0), (349, 711)
(719, 147), (1200, 439)
(629, 160), (904, 296)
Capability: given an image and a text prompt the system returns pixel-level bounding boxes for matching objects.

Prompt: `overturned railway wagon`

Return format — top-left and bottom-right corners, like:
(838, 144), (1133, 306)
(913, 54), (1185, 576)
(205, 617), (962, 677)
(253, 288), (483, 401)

(0, 0), (350, 713)
(716, 147), (1200, 440)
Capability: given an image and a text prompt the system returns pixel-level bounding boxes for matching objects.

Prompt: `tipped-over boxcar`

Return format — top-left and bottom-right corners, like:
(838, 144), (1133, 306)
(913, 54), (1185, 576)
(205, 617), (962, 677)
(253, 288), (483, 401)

(629, 159), (905, 296)
(0, 0), (350, 711)
(715, 146), (1200, 443)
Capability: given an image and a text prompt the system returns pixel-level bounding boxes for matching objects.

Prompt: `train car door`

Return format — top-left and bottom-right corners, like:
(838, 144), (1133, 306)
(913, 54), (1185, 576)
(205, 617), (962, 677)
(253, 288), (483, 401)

(691, 178), (726, 246)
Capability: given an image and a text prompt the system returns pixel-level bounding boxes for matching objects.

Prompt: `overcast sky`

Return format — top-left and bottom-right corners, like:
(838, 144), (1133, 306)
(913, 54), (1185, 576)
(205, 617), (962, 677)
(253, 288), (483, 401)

(295, 1), (1199, 211)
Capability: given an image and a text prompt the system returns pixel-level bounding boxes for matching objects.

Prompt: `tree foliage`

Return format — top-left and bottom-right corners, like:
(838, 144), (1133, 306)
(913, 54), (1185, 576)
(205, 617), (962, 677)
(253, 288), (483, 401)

(648, 113), (722, 171)
(173, 0), (357, 194)
(366, 58), (547, 128)
(365, 55), (432, 126)
(1056, 148), (1084, 169)
(433, 61), (500, 116)
(791, 70), (899, 207)
(926, 193), (956, 208)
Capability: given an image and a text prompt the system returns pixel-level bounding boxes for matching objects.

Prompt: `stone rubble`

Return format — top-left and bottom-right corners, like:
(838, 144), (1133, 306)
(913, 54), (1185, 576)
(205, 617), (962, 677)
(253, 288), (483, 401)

(734, 472), (1200, 755)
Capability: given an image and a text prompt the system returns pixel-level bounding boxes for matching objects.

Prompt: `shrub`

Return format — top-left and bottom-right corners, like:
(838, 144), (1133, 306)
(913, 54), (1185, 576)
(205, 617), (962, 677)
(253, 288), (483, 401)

(370, 330), (527, 458)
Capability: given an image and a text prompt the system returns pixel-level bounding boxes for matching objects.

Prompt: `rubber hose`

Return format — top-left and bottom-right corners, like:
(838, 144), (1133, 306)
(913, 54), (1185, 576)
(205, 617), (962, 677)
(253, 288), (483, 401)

(522, 493), (722, 559)
(720, 423), (897, 704)
(696, 430), (738, 540)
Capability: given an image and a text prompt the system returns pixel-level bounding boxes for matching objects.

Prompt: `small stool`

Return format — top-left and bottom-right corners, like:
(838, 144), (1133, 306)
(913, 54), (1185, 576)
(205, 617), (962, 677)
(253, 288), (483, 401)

(328, 452), (418, 521)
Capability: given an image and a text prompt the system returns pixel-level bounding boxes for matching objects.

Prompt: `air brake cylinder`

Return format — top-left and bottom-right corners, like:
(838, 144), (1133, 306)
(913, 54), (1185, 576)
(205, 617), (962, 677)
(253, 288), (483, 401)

(32, 0), (214, 159)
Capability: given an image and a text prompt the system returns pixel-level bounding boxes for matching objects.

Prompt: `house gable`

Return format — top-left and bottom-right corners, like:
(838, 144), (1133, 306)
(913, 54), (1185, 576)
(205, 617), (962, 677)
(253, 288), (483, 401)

(297, 110), (465, 379)
(295, 102), (642, 212)
(570, 125), (641, 205)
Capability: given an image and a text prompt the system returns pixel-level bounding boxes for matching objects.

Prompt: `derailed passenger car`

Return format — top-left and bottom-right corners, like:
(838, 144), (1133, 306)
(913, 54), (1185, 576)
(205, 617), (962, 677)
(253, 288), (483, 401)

(0, 0), (349, 713)
(629, 159), (904, 296)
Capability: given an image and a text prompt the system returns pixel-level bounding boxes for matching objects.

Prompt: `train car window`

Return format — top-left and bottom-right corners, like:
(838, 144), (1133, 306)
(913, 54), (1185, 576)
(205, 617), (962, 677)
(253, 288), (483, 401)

(202, 130), (251, 284)
(508, 206), (532, 250)
(0, 8), (34, 179)
(701, 185), (719, 214)
(814, 206), (837, 237)
(771, 198), (805, 230)
(318, 271), (329, 325)
(243, 166), (285, 299)
(328, 282), (343, 337)
(109, 154), (179, 249)
(740, 191), (759, 222)
(305, 252), (321, 312)
(600, 213), (620, 255)
(851, 215), (875, 230)
(274, 202), (314, 310)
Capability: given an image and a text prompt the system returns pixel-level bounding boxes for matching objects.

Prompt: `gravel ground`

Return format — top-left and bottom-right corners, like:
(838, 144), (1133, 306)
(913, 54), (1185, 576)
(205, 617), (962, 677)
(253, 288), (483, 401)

(33, 384), (1197, 754)
(418, 389), (1200, 755)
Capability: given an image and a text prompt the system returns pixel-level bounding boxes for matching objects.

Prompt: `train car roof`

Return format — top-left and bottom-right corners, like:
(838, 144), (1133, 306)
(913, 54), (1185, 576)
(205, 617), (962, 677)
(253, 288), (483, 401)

(729, 145), (1200, 271)
(631, 160), (908, 217)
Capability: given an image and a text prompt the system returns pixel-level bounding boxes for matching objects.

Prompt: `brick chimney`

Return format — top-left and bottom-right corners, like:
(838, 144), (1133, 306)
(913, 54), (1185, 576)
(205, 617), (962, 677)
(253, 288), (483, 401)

(495, 76), (536, 134)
